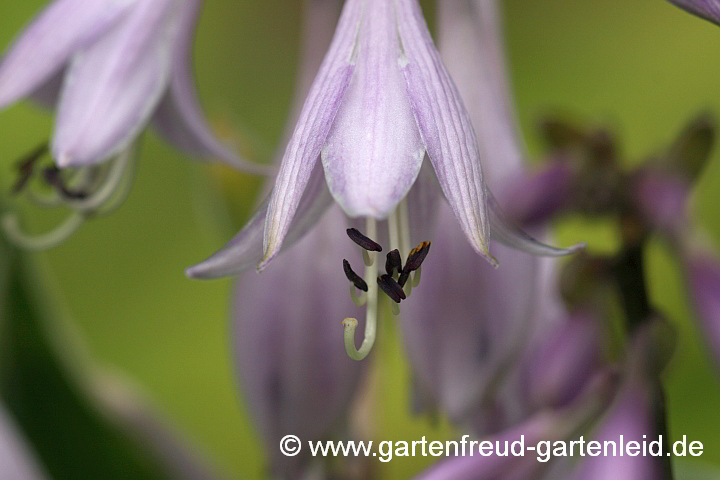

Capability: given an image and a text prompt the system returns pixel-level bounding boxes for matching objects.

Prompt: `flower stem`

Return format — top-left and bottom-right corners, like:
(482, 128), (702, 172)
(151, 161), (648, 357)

(614, 237), (674, 479)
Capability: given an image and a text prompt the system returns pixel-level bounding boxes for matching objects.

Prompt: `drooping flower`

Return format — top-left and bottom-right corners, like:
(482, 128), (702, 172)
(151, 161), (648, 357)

(0, 0), (263, 171)
(188, 0), (580, 362)
(0, 0), (268, 249)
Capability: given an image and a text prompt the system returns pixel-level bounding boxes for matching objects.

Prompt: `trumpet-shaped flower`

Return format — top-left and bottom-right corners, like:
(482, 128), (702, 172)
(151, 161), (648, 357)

(189, 0), (580, 362)
(0, 0), (262, 172)
(0, 0), (268, 250)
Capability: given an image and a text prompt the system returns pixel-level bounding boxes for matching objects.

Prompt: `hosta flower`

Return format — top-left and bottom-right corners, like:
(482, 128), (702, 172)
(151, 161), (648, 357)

(189, 0), (579, 361)
(0, 0), (267, 249)
(0, 0), (262, 170)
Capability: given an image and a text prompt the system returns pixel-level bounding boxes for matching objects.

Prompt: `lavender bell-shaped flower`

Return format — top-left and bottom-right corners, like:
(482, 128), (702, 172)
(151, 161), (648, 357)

(0, 0), (268, 249)
(189, 0), (580, 362)
(0, 0), (264, 170)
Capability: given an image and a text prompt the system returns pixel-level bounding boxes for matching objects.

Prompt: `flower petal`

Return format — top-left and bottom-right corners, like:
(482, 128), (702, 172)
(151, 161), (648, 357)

(188, 0), (344, 279)
(666, 0), (720, 25)
(52, 0), (178, 167)
(401, 200), (554, 428)
(186, 162), (333, 278)
(151, 0), (271, 176)
(524, 312), (603, 411)
(260, 0), (362, 269)
(233, 206), (365, 478)
(495, 159), (573, 225)
(438, 0), (525, 187)
(684, 245), (720, 371)
(0, 0), (134, 110)
(396, 0), (491, 260)
(321, 0), (425, 218)
(27, 68), (65, 110)
(488, 191), (585, 257)
(632, 169), (690, 236)
(413, 370), (616, 480)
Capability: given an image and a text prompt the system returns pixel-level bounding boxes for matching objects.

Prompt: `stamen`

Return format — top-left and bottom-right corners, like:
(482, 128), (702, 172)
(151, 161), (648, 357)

(343, 259), (368, 292)
(64, 146), (134, 212)
(398, 270), (410, 288)
(399, 241), (431, 287)
(385, 249), (402, 276)
(43, 166), (89, 199)
(377, 274), (406, 303)
(342, 218), (379, 361)
(391, 302), (400, 316)
(405, 241), (432, 271)
(347, 227), (382, 252)
(11, 142), (49, 194)
(412, 265), (422, 287)
(362, 249), (374, 267)
(349, 284), (367, 306)
(4, 143), (137, 252)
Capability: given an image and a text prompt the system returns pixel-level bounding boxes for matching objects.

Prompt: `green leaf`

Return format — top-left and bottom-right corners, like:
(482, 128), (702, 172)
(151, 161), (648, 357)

(0, 236), (220, 480)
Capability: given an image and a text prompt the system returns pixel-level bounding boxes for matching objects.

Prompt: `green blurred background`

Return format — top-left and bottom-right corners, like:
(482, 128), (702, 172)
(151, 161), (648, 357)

(1, 0), (720, 478)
